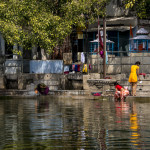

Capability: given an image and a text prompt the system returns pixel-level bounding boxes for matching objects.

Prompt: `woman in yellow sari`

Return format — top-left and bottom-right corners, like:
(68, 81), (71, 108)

(128, 61), (141, 96)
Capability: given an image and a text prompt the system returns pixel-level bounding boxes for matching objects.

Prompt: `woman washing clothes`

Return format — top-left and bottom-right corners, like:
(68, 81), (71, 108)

(128, 61), (141, 96)
(114, 82), (129, 101)
(35, 83), (49, 95)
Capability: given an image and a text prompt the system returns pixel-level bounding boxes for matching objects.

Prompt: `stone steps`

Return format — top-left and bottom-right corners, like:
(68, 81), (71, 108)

(0, 89), (89, 97)
(33, 80), (60, 90)
(26, 80), (60, 91)
(107, 74), (150, 96)
(0, 89), (29, 96)
(25, 74), (61, 91)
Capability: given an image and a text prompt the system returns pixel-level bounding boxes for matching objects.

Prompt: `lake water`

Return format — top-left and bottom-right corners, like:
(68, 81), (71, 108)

(0, 96), (150, 150)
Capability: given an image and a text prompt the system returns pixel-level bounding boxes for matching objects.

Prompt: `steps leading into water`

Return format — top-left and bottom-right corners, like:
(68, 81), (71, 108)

(108, 73), (150, 96)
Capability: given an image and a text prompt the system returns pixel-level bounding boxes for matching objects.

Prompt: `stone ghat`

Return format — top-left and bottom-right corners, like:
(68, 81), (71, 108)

(87, 79), (116, 85)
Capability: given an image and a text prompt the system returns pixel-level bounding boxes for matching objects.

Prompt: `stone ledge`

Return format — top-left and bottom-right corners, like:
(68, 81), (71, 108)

(87, 79), (116, 85)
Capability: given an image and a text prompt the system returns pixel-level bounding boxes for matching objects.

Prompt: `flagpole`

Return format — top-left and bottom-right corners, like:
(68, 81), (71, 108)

(103, 17), (106, 78)
(98, 16), (100, 75)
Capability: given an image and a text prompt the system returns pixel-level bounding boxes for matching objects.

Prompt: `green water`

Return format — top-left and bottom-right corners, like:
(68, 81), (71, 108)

(0, 96), (150, 150)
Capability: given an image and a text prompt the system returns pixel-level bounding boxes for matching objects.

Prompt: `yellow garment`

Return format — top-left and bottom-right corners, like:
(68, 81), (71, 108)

(82, 64), (87, 73)
(128, 65), (139, 83)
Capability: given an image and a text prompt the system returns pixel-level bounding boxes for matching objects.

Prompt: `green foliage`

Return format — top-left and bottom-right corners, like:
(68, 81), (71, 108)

(12, 49), (22, 56)
(0, 0), (109, 54)
(123, 0), (149, 18)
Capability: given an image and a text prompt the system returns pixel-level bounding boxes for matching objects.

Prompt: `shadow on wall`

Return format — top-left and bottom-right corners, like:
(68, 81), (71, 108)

(6, 79), (18, 89)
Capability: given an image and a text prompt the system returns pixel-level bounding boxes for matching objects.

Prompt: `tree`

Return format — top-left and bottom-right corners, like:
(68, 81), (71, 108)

(123, 0), (149, 18)
(0, 0), (109, 54)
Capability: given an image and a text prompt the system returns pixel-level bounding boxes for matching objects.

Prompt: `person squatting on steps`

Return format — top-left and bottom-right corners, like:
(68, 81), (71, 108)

(114, 82), (129, 101)
(35, 83), (49, 95)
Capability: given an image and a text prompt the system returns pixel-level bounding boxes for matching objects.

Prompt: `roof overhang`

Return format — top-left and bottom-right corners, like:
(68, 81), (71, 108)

(87, 26), (131, 32)
(87, 17), (137, 32)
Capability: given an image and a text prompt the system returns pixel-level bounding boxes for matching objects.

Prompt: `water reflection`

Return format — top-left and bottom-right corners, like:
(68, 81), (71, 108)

(130, 102), (141, 149)
(0, 96), (150, 149)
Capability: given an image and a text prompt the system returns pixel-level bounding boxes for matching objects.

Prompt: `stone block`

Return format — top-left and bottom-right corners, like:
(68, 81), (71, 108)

(0, 76), (5, 89)
(42, 80), (59, 86)
(6, 74), (18, 80)
(63, 53), (72, 65)
(72, 80), (83, 90)
(83, 75), (90, 90)
(102, 85), (110, 95)
(43, 74), (55, 80)
(121, 57), (131, 64)
(18, 77), (24, 90)
(49, 85), (58, 90)
(89, 73), (100, 79)
(83, 74), (102, 91)
(137, 85), (150, 91)
(5, 67), (22, 74)
(145, 74), (150, 80)
(107, 65), (121, 74)
(26, 83), (35, 91)
(115, 74), (127, 80)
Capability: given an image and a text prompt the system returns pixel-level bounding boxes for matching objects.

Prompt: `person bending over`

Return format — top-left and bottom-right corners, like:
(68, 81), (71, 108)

(114, 82), (129, 101)
(128, 61), (141, 96)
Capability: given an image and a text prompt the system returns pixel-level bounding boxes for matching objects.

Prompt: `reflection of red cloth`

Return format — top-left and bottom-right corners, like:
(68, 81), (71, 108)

(115, 85), (123, 91)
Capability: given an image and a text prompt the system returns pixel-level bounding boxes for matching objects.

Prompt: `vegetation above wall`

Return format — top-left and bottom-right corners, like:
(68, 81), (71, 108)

(0, 0), (109, 54)
(0, 0), (148, 55)
(123, 0), (150, 18)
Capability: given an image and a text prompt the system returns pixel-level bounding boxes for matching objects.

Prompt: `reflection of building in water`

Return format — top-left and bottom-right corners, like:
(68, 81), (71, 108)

(82, 100), (109, 149)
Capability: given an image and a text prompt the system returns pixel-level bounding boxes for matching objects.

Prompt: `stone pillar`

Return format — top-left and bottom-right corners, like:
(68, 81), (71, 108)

(12, 44), (23, 73)
(18, 46), (23, 59)
(32, 46), (37, 60)
(13, 44), (18, 60)
(18, 75), (25, 90)
(0, 32), (5, 55)
(0, 75), (6, 89)
(41, 48), (47, 60)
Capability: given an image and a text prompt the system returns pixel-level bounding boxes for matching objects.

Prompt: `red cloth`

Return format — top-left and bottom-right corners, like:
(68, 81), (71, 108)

(115, 85), (123, 91)
(93, 93), (101, 96)
(139, 73), (146, 76)
(77, 64), (80, 72)
(64, 71), (69, 74)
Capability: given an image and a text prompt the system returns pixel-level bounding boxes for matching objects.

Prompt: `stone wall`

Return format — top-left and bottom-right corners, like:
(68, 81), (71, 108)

(4, 73), (83, 91)
(89, 54), (150, 75)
